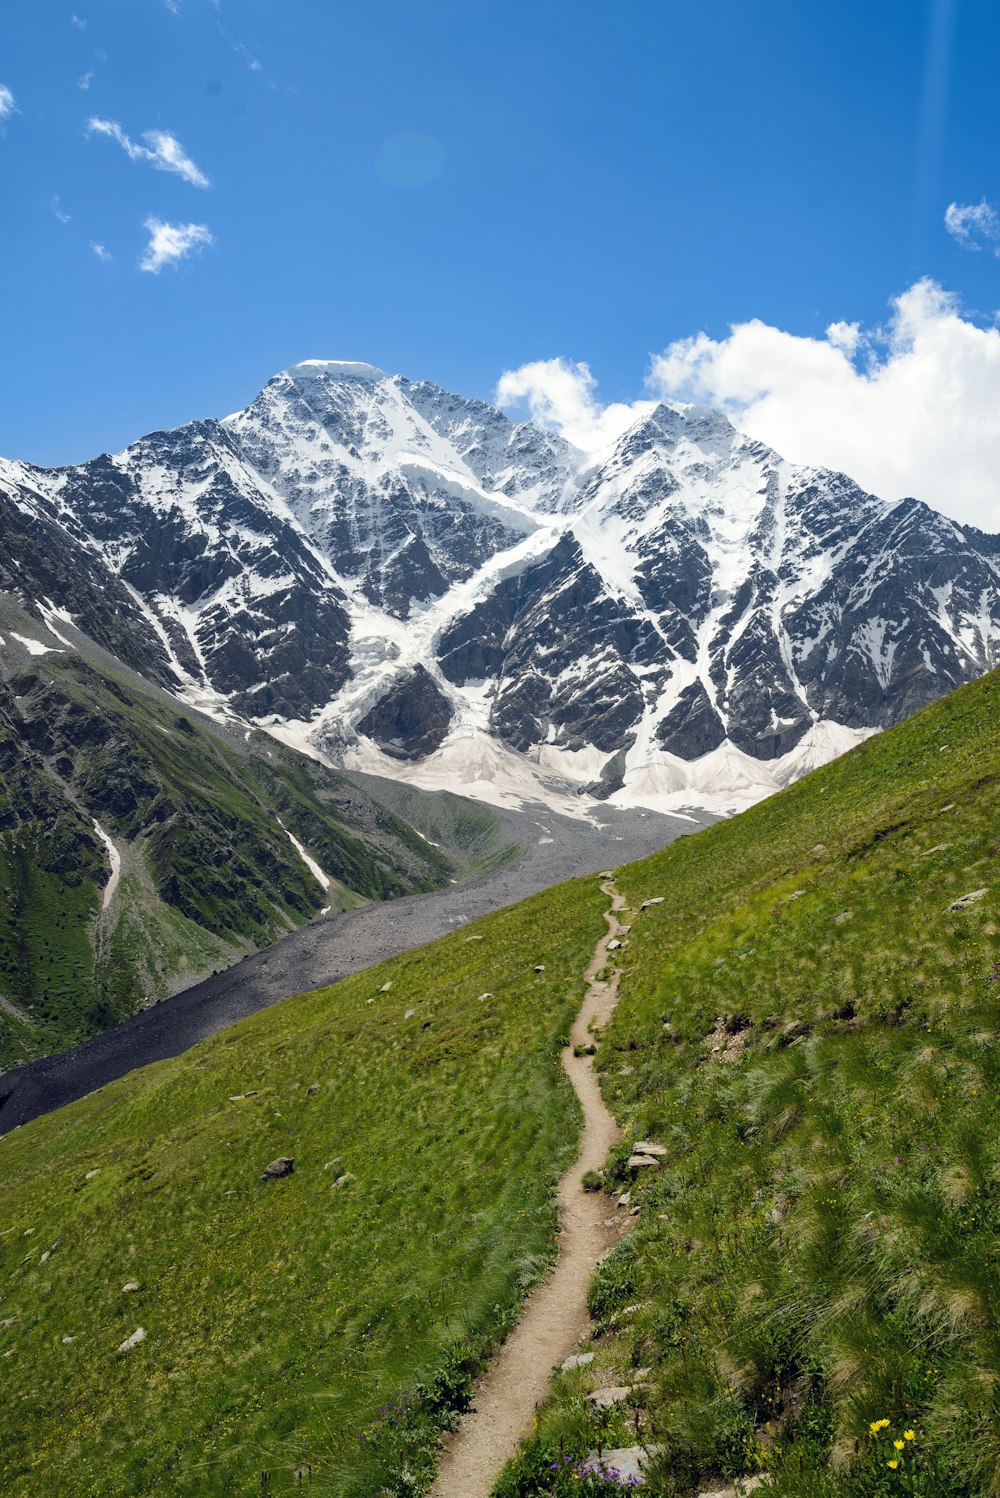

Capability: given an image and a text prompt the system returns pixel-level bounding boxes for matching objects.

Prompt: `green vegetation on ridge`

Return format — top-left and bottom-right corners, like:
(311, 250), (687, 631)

(0, 644), (456, 1069)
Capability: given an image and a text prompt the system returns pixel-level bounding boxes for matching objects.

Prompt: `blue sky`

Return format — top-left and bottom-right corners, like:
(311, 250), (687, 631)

(2, 0), (1000, 512)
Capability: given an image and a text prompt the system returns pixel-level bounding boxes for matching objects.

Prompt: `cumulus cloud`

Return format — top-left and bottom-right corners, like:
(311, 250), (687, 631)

(497, 281), (1000, 531)
(139, 216), (213, 273)
(648, 279), (1000, 531)
(495, 358), (654, 454)
(90, 241), (111, 262)
(944, 199), (1000, 254)
(0, 84), (17, 122)
(86, 117), (210, 188)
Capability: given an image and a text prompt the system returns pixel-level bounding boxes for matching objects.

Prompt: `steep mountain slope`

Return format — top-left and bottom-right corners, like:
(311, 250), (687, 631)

(2, 363), (996, 816)
(1, 667), (998, 1496)
(0, 598), (452, 1071)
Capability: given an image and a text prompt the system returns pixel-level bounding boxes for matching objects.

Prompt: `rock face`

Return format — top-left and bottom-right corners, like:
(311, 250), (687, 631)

(355, 665), (451, 760)
(1, 363), (997, 811)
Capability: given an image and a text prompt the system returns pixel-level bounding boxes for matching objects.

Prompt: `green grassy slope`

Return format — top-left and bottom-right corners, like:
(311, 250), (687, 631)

(2, 667), (999, 1497)
(0, 876), (607, 1496)
(500, 671), (1000, 1496)
(0, 648), (455, 1069)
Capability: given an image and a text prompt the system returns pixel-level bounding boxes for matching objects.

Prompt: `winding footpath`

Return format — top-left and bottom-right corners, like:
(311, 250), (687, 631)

(429, 876), (631, 1498)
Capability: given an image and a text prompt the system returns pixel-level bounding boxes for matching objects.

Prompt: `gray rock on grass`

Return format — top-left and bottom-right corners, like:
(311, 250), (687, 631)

(261, 1157), (294, 1181)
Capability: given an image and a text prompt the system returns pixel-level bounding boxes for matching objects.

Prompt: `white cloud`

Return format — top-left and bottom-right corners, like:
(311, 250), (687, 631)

(0, 84), (17, 122)
(139, 216), (213, 273)
(90, 241), (111, 262)
(495, 358), (654, 454)
(78, 70), (93, 90)
(497, 281), (1000, 531)
(50, 197), (72, 224)
(86, 117), (210, 188)
(647, 279), (1000, 531)
(164, 0), (181, 14)
(70, 13), (87, 29)
(944, 199), (1000, 254)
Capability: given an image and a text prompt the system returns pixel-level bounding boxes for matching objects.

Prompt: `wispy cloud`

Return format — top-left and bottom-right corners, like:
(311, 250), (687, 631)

(91, 241), (111, 262)
(50, 197), (72, 224)
(944, 199), (1000, 254)
(139, 216), (213, 273)
(164, 0), (181, 13)
(86, 117), (210, 188)
(78, 70), (93, 90)
(70, 13), (87, 29)
(0, 84), (18, 123)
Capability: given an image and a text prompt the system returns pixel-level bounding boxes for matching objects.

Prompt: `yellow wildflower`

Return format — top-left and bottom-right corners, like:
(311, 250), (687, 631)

(888, 1459), (899, 1469)
(894, 1440), (905, 1451)
(904, 1429), (915, 1441)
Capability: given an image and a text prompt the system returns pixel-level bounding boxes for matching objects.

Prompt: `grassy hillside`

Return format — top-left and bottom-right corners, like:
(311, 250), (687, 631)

(0, 637), (457, 1069)
(1, 666), (998, 1496)
(0, 876), (607, 1496)
(500, 670), (1000, 1496)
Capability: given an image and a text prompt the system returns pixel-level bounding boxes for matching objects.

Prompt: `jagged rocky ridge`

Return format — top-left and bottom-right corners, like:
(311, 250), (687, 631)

(1, 360), (997, 811)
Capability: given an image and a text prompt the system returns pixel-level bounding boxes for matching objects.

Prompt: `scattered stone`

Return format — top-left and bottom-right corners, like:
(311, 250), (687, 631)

(618, 924), (632, 934)
(261, 1157), (294, 1181)
(616, 1192), (631, 1209)
(640, 897), (664, 910)
(598, 871), (614, 879)
(476, 993), (493, 1002)
(39, 1250), (51, 1265)
(122, 1281), (140, 1293)
(631, 1140), (667, 1158)
(583, 1446), (662, 1484)
(834, 911), (853, 925)
(229, 1091), (258, 1102)
(117, 1327), (146, 1353)
(61, 1336), (75, 1344)
(534, 964), (546, 973)
(380, 981), (393, 992)
(810, 843), (827, 854)
(404, 1009), (416, 1019)
(332, 1172), (354, 1190)
(628, 1153), (660, 1171)
(561, 1351), (595, 1371)
(587, 1385), (633, 1409)
(949, 889), (988, 911)
(84, 1169), (100, 1180)
(465, 934), (484, 942)
(921, 843), (949, 856)
(307, 1083), (321, 1096)
(608, 939), (622, 951)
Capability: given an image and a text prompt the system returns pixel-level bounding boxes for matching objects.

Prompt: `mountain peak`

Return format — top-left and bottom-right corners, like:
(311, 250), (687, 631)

(282, 359), (388, 383)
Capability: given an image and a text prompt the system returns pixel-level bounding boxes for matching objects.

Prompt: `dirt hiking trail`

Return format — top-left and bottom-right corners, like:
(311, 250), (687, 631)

(429, 875), (631, 1498)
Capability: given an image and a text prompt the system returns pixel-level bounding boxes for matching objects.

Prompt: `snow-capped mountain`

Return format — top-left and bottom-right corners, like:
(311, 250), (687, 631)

(2, 359), (998, 814)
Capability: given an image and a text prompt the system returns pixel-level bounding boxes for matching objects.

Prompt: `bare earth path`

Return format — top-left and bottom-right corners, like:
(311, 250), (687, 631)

(429, 875), (630, 1498)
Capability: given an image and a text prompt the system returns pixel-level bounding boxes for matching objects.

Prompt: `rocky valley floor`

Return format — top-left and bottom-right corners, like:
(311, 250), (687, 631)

(0, 800), (699, 1134)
